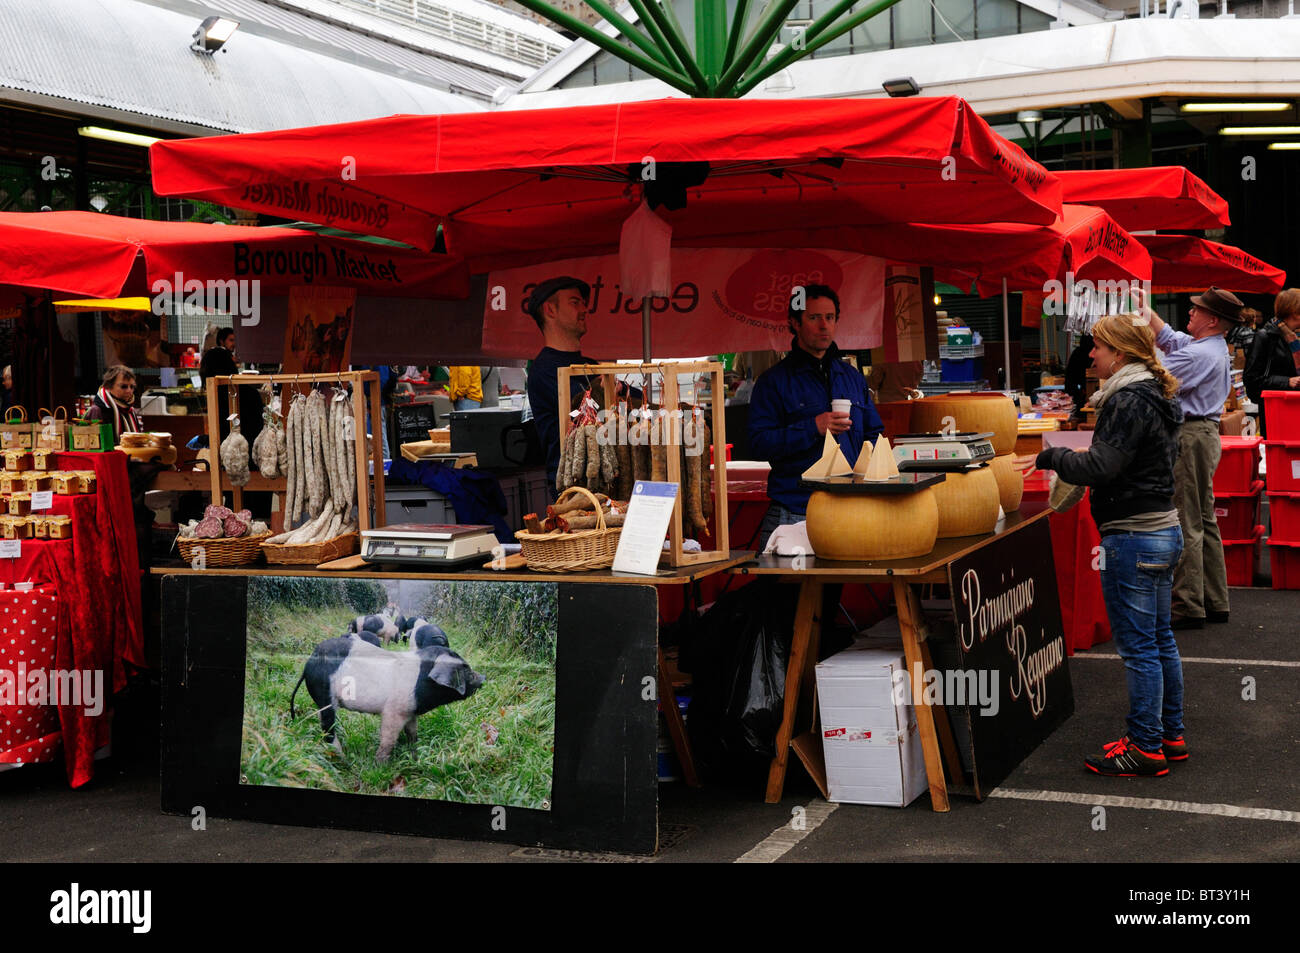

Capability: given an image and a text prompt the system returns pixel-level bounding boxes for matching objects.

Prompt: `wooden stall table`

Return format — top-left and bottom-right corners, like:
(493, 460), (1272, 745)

(733, 503), (1063, 812)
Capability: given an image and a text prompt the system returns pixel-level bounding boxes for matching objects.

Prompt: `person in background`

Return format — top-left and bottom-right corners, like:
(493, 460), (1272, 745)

(1137, 287), (1241, 630)
(1, 365), (14, 414)
(1244, 288), (1300, 437)
(86, 365), (142, 439)
(749, 283), (884, 545)
(199, 326), (263, 454)
(1036, 313), (1185, 777)
(524, 277), (602, 494)
(447, 365), (484, 410)
(1064, 333), (1094, 421)
(1228, 307), (1260, 354)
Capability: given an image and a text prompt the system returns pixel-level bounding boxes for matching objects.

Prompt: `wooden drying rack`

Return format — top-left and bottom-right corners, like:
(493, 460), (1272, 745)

(205, 371), (387, 532)
(557, 361), (728, 568)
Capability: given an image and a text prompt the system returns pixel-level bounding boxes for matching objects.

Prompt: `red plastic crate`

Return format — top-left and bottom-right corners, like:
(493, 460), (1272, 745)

(1213, 480), (1263, 541)
(1263, 440), (1300, 493)
(1268, 491), (1300, 544)
(1262, 390), (1300, 440)
(1215, 436), (1263, 494)
(1269, 539), (1300, 590)
(1223, 525), (1264, 587)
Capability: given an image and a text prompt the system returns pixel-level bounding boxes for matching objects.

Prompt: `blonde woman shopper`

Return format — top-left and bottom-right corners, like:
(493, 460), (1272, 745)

(1036, 314), (1185, 778)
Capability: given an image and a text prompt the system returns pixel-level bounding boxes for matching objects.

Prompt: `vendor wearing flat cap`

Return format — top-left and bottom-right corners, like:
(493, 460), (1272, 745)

(1136, 286), (1242, 629)
(523, 276), (604, 496)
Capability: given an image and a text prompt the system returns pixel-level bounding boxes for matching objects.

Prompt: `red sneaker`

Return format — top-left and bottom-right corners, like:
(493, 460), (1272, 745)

(1162, 736), (1189, 762)
(1086, 736), (1169, 777)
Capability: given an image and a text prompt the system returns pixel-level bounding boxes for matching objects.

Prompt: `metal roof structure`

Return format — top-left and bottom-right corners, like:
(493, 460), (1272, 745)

(0, 0), (523, 136)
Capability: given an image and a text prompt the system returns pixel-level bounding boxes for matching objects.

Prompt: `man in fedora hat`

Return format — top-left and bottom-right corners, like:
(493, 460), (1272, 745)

(1138, 286), (1243, 629)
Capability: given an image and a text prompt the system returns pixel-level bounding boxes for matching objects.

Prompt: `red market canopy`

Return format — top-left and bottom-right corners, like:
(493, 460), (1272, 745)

(697, 204), (1151, 298)
(0, 211), (469, 301)
(1055, 166), (1230, 231)
(150, 97), (1063, 265)
(1138, 234), (1286, 294)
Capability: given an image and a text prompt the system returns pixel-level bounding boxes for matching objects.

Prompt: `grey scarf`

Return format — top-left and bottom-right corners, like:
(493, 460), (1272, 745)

(1089, 361), (1155, 410)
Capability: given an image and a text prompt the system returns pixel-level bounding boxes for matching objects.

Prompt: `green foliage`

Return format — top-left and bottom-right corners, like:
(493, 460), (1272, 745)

(416, 582), (558, 664)
(247, 576), (387, 631)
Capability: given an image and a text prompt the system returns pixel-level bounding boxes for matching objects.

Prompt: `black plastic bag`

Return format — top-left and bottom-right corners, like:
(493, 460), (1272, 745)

(681, 581), (798, 779)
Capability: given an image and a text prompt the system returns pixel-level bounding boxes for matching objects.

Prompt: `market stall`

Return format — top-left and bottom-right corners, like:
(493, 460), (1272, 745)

(0, 449), (143, 785)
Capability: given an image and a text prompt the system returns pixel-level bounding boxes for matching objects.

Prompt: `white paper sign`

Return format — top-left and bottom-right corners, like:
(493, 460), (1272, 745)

(612, 481), (679, 576)
(0, 540), (20, 559)
(1292, 460), (1300, 481)
(31, 491), (53, 511)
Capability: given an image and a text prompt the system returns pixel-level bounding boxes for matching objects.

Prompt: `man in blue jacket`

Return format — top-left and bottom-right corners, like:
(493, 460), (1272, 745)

(749, 283), (884, 546)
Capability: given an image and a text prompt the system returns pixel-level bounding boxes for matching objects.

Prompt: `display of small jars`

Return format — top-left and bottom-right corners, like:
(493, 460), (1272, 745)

(3, 449), (31, 472)
(2, 516), (33, 539)
(21, 473), (51, 493)
(31, 449), (55, 471)
(8, 492), (31, 516)
(47, 516), (72, 539)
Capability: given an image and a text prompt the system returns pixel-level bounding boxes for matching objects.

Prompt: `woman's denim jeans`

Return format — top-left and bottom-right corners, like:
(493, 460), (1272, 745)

(1099, 526), (1186, 752)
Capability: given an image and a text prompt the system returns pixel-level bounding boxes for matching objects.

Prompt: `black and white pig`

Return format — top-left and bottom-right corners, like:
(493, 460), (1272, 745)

(290, 636), (485, 761)
(410, 621), (449, 651)
(348, 614), (400, 645)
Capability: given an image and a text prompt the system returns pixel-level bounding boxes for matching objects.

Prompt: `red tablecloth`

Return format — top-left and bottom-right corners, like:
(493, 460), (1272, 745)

(1047, 490), (1111, 652)
(0, 451), (143, 785)
(0, 585), (63, 768)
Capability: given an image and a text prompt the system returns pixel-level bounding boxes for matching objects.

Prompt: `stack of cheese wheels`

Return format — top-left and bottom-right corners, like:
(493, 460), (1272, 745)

(929, 465), (1001, 538)
(908, 393), (1018, 455)
(805, 488), (939, 560)
(909, 393), (1023, 515)
(989, 451), (1024, 513)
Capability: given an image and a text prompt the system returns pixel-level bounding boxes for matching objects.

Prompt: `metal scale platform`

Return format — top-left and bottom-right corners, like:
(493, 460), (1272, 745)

(360, 523), (499, 568)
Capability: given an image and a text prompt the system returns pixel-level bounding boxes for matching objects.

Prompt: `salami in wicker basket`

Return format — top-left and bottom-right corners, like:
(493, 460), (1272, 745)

(514, 486), (622, 572)
(177, 531), (272, 567)
(261, 532), (358, 565)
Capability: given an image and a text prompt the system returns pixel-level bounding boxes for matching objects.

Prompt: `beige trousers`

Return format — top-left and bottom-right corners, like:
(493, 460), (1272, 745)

(1173, 420), (1230, 619)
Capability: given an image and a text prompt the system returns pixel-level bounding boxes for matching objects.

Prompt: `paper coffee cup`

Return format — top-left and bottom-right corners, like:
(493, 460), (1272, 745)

(831, 399), (852, 416)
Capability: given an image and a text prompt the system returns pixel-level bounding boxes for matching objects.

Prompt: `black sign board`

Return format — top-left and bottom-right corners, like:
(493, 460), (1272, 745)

(161, 575), (658, 854)
(945, 518), (1074, 797)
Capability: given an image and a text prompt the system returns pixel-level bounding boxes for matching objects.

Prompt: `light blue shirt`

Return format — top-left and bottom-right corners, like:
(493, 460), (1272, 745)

(1156, 326), (1231, 419)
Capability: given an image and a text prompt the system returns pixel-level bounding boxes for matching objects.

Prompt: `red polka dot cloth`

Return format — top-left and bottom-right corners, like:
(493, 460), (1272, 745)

(0, 585), (62, 769)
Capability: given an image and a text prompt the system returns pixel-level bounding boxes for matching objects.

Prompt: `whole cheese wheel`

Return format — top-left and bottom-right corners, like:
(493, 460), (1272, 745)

(990, 452), (1024, 513)
(930, 465), (1000, 538)
(805, 488), (939, 561)
(908, 394), (1018, 455)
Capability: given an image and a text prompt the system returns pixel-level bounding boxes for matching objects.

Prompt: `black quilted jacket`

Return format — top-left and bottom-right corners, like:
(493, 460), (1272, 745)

(1036, 378), (1183, 529)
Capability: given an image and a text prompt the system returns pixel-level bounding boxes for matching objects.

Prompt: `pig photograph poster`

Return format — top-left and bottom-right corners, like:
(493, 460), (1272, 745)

(240, 576), (557, 811)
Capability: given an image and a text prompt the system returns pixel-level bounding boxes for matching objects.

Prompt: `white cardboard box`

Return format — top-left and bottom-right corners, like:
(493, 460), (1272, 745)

(816, 640), (928, 807)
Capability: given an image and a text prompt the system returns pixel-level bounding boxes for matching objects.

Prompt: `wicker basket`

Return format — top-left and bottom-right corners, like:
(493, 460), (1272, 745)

(261, 532), (358, 566)
(177, 531), (272, 568)
(515, 486), (622, 572)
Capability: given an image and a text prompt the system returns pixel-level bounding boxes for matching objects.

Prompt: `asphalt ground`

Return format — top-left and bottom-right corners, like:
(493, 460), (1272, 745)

(1, 587), (1296, 868)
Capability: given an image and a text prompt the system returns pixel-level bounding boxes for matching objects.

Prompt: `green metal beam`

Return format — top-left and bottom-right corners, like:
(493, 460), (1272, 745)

(581, 0), (674, 70)
(696, 0), (728, 83)
(638, 0), (709, 94)
(721, 0), (754, 74)
(735, 0), (902, 97)
(625, 0), (687, 73)
(714, 0), (801, 96)
(509, 0), (696, 93)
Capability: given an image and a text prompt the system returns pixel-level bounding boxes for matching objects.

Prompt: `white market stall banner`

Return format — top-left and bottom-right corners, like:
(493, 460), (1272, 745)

(483, 248), (885, 359)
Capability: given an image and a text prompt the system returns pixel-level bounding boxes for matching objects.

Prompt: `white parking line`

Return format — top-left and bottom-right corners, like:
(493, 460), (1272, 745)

(991, 788), (1300, 823)
(1075, 653), (1300, 668)
(735, 800), (839, 863)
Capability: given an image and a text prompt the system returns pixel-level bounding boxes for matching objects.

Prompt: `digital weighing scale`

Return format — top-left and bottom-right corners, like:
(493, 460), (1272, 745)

(361, 523), (499, 568)
(891, 431), (997, 471)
